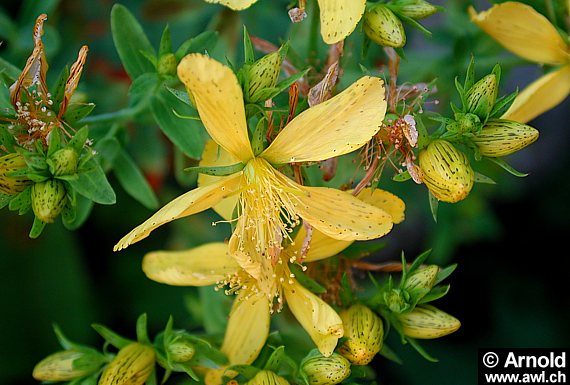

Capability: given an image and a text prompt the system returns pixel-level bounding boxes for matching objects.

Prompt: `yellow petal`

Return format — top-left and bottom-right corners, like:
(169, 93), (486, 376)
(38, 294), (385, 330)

(221, 291), (270, 364)
(284, 280), (343, 357)
(204, 0), (258, 10)
(469, 3), (570, 65)
(295, 185), (394, 241)
(318, 0), (366, 44)
(290, 188), (405, 262)
(261, 76), (386, 164)
(142, 243), (238, 286)
(114, 173), (242, 251)
(502, 66), (570, 123)
(177, 54), (254, 162)
(198, 140), (241, 221)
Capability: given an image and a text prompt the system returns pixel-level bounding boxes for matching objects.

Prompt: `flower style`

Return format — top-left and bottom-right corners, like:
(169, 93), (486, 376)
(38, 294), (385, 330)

(141, 187), (404, 363)
(6, 14), (88, 148)
(115, 54), (394, 292)
(469, 2), (570, 123)
(203, 0), (366, 44)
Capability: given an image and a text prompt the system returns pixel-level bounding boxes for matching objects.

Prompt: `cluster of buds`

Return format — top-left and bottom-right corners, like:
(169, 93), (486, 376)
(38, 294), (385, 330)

(364, 0), (439, 48)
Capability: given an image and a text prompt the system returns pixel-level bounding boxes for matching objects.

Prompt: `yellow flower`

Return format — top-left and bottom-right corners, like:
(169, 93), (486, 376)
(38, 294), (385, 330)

(6, 14), (88, 147)
(141, 187), (404, 364)
(115, 54), (392, 280)
(469, 2), (570, 123)
(203, 0), (366, 44)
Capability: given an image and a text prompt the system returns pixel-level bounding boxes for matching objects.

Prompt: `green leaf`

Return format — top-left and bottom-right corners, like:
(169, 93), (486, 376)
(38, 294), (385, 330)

(243, 26), (255, 64)
(226, 364), (260, 379)
(53, 324), (82, 350)
(252, 68), (310, 102)
(19, 0), (61, 24)
(289, 263), (327, 294)
(62, 194), (93, 230)
(129, 73), (160, 106)
(486, 157), (529, 177)
(0, 193), (11, 209)
(151, 85), (207, 159)
(69, 127), (90, 154)
(136, 313), (151, 344)
(113, 150), (159, 210)
(175, 31), (218, 61)
(69, 158), (116, 204)
(51, 66), (70, 114)
(159, 25), (173, 57)
(263, 346), (297, 378)
(489, 90), (518, 119)
(166, 86), (192, 106)
(64, 103), (96, 125)
(434, 264), (457, 285)
(418, 284), (450, 303)
(339, 273), (354, 306)
(198, 287), (231, 335)
(139, 49), (158, 69)
(464, 55), (475, 92)
(407, 337), (438, 362)
(378, 344), (403, 365)
(110, 4), (156, 79)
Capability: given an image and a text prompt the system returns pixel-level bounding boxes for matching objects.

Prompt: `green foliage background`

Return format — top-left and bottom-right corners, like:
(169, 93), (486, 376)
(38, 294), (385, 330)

(1, 0), (569, 384)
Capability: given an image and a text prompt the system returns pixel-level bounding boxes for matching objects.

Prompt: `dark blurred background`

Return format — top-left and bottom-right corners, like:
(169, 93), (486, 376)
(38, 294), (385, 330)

(1, 0), (568, 384)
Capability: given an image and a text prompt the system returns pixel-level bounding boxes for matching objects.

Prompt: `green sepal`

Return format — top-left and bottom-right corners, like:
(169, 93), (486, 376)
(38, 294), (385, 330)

(489, 89), (518, 119)
(289, 263), (327, 294)
(185, 162), (245, 176)
(61, 194), (77, 225)
(378, 344), (403, 365)
(159, 24), (173, 58)
(392, 11), (432, 36)
(428, 191), (438, 222)
(51, 66), (70, 114)
(8, 186), (31, 215)
(464, 55), (475, 92)
(91, 323), (134, 349)
(53, 324), (85, 350)
(68, 127), (90, 154)
(252, 118), (268, 156)
(434, 263), (457, 285)
(29, 216), (46, 238)
(263, 346), (298, 379)
(62, 194), (93, 230)
(486, 156), (529, 177)
(406, 337), (438, 362)
(63, 103), (96, 125)
(474, 172), (496, 184)
(243, 26), (255, 65)
(166, 86), (193, 106)
(139, 49), (158, 69)
(418, 284), (450, 304)
(113, 150), (159, 210)
(0, 193), (10, 209)
(454, 76), (466, 110)
(248, 67), (310, 104)
(403, 249), (432, 281)
(392, 170), (411, 182)
(136, 313), (151, 344)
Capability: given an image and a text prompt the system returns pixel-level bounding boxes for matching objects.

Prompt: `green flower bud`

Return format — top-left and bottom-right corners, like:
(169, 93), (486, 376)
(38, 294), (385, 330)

(31, 179), (67, 223)
(246, 370), (290, 385)
(419, 140), (474, 203)
(390, 0), (438, 20)
(246, 50), (283, 103)
(98, 343), (155, 385)
(398, 304), (461, 339)
(338, 304), (383, 365)
(0, 153), (31, 195)
(33, 349), (106, 381)
(404, 265), (438, 293)
(465, 74), (498, 119)
(472, 118), (539, 157)
(167, 339), (195, 363)
(158, 53), (178, 77)
(49, 147), (79, 176)
(383, 289), (409, 313)
(364, 4), (406, 48)
(301, 353), (351, 385)
(450, 112), (482, 134)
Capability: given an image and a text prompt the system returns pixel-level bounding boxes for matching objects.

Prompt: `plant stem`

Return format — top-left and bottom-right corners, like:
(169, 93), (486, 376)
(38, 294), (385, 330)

(80, 100), (149, 126)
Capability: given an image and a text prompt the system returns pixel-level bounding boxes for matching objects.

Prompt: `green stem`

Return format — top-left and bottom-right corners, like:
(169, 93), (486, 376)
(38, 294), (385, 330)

(80, 100), (149, 126)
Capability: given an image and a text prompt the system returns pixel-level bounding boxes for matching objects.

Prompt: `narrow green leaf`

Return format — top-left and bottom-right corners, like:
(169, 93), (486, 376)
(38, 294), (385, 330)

(51, 66), (70, 114)
(175, 31), (218, 61)
(136, 314), (150, 344)
(464, 55), (475, 92)
(486, 157), (529, 177)
(110, 4), (156, 79)
(392, 170), (411, 182)
(64, 103), (96, 125)
(0, 194), (11, 209)
(166, 86), (192, 106)
(69, 158), (116, 204)
(113, 150), (159, 210)
(474, 172), (496, 184)
(418, 284), (450, 303)
(408, 249), (432, 274)
(91, 324), (133, 349)
(407, 337), (438, 362)
(29, 217), (46, 238)
(289, 264), (327, 294)
(53, 324), (82, 350)
(428, 191), (438, 222)
(159, 25), (173, 57)
(243, 26), (255, 64)
(489, 90), (518, 119)
(68, 127), (90, 154)
(0, 57), (20, 82)
(434, 264), (457, 285)
(8, 187), (32, 215)
(62, 194), (93, 230)
(378, 344), (403, 365)
(339, 273), (354, 306)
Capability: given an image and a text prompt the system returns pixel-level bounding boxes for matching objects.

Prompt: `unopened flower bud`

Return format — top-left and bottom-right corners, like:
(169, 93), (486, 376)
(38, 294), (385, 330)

(466, 74), (498, 119)
(419, 140), (474, 203)
(0, 153), (30, 195)
(398, 304), (461, 339)
(390, 0), (438, 19)
(472, 119), (539, 157)
(31, 179), (67, 223)
(49, 147), (79, 176)
(246, 50), (283, 103)
(404, 265), (438, 293)
(301, 353), (351, 385)
(98, 343), (155, 385)
(158, 53), (178, 77)
(338, 304), (383, 365)
(167, 339), (195, 363)
(33, 349), (105, 381)
(247, 370), (290, 385)
(364, 4), (406, 48)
